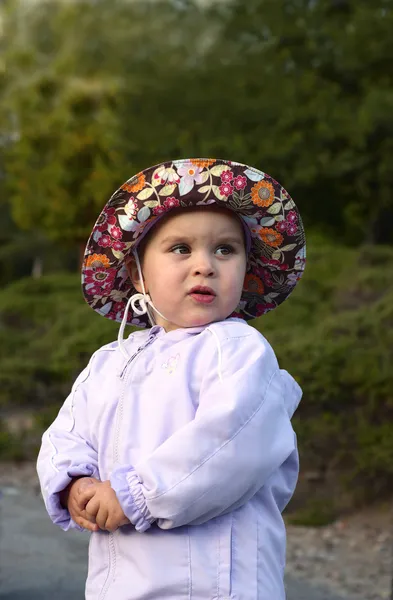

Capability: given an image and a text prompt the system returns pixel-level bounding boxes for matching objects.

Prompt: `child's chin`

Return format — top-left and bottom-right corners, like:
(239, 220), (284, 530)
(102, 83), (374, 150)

(185, 315), (224, 328)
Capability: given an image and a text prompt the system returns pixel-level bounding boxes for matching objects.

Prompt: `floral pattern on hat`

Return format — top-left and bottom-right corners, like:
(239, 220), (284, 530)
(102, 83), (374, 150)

(82, 158), (306, 326)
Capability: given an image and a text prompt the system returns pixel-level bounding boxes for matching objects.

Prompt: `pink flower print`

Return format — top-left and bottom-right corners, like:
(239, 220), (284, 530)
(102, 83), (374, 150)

(286, 223), (298, 236)
(98, 234), (112, 248)
(249, 225), (263, 238)
(231, 312), (244, 319)
(84, 267), (116, 288)
(276, 221), (287, 233)
(85, 284), (105, 296)
(132, 218), (154, 239)
(256, 302), (275, 314)
(153, 205), (167, 216)
(112, 240), (126, 252)
(255, 267), (273, 287)
(261, 256), (280, 268)
(164, 197), (180, 209)
(124, 197), (137, 219)
(112, 302), (125, 320)
(287, 210), (298, 223)
(154, 166), (180, 185)
(295, 256), (306, 270)
(233, 175), (247, 190)
(221, 170), (234, 183)
(219, 182), (233, 197)
(110, 226), (123, 240)
(177, 163), (204, 186)
(97, 208), (117, 232)
(260, 256), (288, 271)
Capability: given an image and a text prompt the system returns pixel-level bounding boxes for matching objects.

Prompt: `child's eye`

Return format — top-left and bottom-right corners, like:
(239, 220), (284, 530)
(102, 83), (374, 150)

(171, 244), (190, 255)
(215, 245), (234, 256)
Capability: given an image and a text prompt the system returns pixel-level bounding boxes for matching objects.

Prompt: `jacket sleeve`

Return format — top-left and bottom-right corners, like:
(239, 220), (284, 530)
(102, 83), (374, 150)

(110, 332), (302, 532)
(36, 361), (100, 531)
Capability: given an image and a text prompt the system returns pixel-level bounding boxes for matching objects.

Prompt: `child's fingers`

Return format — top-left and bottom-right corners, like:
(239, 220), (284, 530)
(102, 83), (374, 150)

(85, 496), (100, 518)
(69, 502), (99, 530)
(81, 507), (97, 524)
(95, 506), (109, 530)
(104, 512), (121, 532)
(105, 509), (131, 532)
(68, 495), (96, 523)
(76, 516), (99, 532)
(77, 485), (97, 508)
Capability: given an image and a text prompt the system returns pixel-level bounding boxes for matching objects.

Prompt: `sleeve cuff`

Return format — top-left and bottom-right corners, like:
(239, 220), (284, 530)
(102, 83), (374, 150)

(45, 463), (99, 531)
(110, 465), (155, 532)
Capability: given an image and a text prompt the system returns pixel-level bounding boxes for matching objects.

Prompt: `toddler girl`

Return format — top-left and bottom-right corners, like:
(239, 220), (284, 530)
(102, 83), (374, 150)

(37, 158), (306, 600)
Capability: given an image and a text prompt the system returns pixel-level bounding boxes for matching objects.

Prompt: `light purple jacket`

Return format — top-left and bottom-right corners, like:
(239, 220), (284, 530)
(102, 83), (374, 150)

(37, 318), (302, 600)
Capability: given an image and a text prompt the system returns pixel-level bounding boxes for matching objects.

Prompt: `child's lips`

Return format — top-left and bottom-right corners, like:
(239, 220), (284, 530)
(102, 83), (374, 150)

(189, 292), (216, 304)
(188, 286), (216, 304)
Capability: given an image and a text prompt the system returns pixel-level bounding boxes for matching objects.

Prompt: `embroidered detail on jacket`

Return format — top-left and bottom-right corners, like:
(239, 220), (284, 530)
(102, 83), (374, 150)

(161, 354), (180, 374)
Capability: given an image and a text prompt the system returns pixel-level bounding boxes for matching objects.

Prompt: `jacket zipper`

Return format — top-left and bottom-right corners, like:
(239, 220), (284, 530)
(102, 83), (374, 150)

(99, 334), (155, 600)
(115, 335), (155, 464)
(119, 335), (155, 380)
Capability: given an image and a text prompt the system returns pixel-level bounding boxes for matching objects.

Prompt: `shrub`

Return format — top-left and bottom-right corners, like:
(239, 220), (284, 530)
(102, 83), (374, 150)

(0, 242), (392, 506)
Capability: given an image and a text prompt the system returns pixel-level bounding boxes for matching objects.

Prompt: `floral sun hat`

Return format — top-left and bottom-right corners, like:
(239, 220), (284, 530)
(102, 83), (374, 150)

(82, 158), (306, 328)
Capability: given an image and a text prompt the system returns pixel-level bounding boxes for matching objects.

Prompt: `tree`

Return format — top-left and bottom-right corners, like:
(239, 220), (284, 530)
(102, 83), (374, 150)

(0, 0), (217, 252)
(2, 0), (392, 247)
(203, 0), (393, 243)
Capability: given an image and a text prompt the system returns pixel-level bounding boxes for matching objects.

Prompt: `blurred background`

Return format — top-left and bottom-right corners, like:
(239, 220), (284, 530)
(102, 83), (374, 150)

(0, 0), (392, 527)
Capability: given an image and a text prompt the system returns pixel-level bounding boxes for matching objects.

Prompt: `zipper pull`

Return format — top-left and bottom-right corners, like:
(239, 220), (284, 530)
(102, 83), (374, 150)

(119, 334), (156, 379)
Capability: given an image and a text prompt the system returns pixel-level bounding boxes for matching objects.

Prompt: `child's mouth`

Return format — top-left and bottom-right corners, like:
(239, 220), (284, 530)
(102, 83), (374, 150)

(189, 287), (216, 304)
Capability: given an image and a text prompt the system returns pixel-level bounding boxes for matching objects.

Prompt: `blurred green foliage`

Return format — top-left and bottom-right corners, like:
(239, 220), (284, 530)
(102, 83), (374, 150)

(1, 0), (393, 251)
(0, 0), (392, 511)
(0, 240), (392, 504)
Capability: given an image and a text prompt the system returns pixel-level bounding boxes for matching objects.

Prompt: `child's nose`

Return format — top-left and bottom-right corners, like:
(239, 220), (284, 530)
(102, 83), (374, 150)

(193, 252), (215, 277)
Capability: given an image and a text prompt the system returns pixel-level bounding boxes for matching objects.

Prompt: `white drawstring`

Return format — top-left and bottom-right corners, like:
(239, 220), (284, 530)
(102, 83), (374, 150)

(132, 249), (170, 324)
(117, 249), (172, 359)
(117, 295), (135, 359)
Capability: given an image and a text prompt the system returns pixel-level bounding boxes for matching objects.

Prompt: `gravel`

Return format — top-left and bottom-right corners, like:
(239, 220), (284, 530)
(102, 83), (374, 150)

(286, 513), (392, 600)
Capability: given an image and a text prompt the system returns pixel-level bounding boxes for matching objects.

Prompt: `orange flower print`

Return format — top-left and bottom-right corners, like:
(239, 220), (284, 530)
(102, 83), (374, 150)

(190, 158), (216, 169)
(251, 181), (275, 207)
(243, 274), (265, 294)
(121, 173), (146, 194)
(85, 254), (111, 269)
(259, 228), (284, 248)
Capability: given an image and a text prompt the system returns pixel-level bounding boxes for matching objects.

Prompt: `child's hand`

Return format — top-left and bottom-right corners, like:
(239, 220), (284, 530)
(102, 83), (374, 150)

(80, 480), (131, 532)
(60, 476), (100, 532)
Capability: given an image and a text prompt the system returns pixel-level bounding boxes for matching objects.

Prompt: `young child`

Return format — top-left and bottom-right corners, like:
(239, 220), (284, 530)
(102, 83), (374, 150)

(37, 158), (306, 600)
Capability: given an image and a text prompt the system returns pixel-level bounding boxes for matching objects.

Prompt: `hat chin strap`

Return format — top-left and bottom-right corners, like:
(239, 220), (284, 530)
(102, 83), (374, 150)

(117, 249), (170, 359)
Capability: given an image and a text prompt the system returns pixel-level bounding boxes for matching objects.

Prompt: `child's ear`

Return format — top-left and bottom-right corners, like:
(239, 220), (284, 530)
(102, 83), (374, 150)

(125, 256), (146, 294)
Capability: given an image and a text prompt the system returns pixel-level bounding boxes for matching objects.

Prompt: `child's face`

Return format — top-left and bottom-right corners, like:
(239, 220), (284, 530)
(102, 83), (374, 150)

(128, 207), (247, 331)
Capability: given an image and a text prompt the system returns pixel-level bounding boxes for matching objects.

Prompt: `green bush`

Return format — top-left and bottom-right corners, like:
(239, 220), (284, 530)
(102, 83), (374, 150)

(0, 274), (121, 407)
(0, 241), (392, 505)
(254, 242), (393, 502)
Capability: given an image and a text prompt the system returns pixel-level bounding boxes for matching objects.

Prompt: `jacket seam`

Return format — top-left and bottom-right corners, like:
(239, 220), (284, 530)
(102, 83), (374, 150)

(147, 368), (278, 502)
(221, 334), (253, 341)
(49, 348), (114, 472)
(187, 527), (192, 600)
